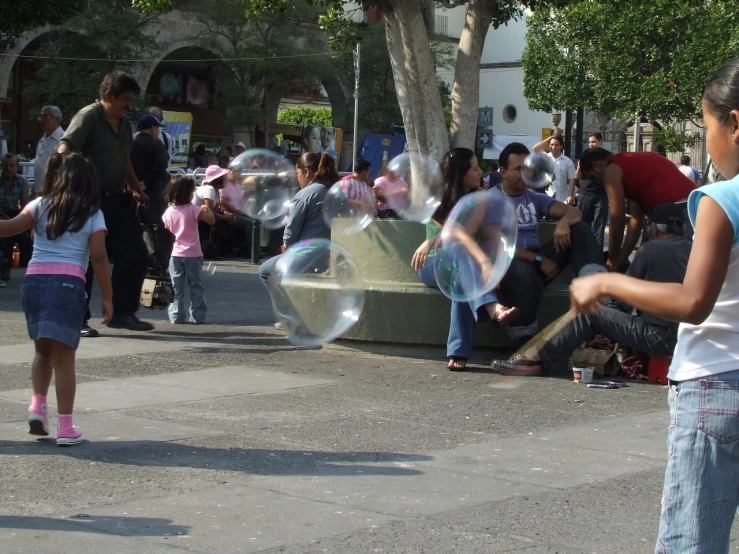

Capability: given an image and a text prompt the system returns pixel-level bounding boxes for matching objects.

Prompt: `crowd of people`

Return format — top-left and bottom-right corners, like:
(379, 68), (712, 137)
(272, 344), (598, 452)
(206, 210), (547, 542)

(0, 56), (738, 552)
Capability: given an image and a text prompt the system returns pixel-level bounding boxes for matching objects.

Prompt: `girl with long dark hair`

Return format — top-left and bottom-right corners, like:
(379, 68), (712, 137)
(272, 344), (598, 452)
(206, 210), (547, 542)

(0, 153), (112, 446)
(411, 148), (516, 370)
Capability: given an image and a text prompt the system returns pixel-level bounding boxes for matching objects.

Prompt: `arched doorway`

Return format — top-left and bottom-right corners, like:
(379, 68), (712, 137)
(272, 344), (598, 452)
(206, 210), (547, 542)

(143, 46), (230, 166)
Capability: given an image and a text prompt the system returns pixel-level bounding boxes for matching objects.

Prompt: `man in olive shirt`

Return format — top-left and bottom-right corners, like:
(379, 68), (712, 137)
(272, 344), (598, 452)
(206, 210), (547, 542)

(59, 71), (153, 333)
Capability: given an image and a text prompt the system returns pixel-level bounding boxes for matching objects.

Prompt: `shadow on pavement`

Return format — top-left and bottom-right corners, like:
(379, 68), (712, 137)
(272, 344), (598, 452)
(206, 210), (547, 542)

(0, 514), (190, 537)
(0, 441), (432, 477)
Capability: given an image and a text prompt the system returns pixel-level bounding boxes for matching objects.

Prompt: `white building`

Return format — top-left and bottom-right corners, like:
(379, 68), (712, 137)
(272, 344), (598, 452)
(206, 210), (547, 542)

(435, 4), (550, 159)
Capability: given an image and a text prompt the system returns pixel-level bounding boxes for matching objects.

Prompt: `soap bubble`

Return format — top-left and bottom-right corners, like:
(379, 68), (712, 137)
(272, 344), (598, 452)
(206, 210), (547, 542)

(382, 152), (443, 222)
(231, 149), (298, 229)
(268, 239), (365, 346)
(433, 188), (517, 302)
(322, 179), (376, 235)
(521, 153), (555, 190)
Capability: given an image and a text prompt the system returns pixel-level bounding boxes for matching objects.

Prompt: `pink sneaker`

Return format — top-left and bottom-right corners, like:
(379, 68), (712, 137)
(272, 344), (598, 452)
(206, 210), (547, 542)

(56, 426), (83, 447)
(28, 409), (49, 437)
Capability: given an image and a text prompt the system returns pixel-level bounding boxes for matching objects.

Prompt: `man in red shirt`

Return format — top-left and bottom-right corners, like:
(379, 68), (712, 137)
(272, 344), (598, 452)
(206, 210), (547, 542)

(578, 149), (695, 270)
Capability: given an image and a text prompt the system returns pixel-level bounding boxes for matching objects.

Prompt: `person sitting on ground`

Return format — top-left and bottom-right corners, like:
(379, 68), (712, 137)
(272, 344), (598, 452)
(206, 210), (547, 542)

(492, 203), (691, 375)
(578, 148), (696, 271)
(494, 142), (606, 344)
(410, 148), (518, 370)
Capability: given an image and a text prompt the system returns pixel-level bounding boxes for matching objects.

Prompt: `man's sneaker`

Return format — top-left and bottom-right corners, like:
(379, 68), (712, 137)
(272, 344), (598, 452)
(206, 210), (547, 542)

(0, 280), (6, 288)
(107, 314), (154, 331)
(28, 411), (49, 436)
(274, 322), (284, 330)
(491, 357), (543, 376)
(56, 427), (83, 447)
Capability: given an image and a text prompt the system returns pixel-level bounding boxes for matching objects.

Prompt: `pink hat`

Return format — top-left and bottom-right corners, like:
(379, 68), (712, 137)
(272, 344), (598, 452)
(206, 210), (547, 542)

(203, 165), (230, 184)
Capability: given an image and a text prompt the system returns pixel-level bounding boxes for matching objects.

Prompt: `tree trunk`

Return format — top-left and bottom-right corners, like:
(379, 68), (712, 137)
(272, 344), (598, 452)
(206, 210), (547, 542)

(450, 0), (495, 150)
(382, 0), (449, 161)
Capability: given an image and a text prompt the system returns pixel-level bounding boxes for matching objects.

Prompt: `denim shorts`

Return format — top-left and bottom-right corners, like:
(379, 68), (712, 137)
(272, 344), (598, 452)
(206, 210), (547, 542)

(21, 274), (87, 350)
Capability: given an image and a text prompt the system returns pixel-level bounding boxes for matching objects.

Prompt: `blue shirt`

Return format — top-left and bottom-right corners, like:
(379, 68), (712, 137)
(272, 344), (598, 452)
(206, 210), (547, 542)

(689, 179), (739, 245)
(506, 188), (556, 250)
(24, 197), (106, 270)
(283, 181), (331, 247)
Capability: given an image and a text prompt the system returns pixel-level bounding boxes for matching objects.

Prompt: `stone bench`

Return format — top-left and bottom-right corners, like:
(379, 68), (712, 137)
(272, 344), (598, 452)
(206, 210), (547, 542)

(333, 219), (571, 348)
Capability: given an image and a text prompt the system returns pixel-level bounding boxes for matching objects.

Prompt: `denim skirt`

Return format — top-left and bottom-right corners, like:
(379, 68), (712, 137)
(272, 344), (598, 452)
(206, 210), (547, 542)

(21, 274), (87, 350)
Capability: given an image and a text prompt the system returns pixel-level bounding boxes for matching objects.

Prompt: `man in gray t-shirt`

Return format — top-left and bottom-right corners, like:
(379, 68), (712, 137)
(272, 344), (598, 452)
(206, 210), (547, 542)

(493, 203), (690, 374)
(59, 71), (153, 334)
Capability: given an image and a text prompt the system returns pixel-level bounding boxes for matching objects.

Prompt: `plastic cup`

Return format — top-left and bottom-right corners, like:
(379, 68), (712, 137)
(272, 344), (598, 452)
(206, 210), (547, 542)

(581, 367), (594, 384)
(572, 367), (582, 383)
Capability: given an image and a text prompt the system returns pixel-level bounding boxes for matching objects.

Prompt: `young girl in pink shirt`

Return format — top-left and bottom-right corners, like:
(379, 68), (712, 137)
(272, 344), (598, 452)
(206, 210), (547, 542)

(162, 176), (215, 324)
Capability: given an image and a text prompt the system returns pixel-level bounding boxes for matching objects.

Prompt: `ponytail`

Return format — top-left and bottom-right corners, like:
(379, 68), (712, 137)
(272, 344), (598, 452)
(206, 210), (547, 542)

(296, 151), (339, 187)
(315, 152), (339, 186)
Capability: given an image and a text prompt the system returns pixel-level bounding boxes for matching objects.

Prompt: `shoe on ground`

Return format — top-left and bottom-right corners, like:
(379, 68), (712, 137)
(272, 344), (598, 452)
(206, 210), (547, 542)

(56, 427), (83, 447)
(107, 314), (154, 331)
(491, 357), (543, 376)
(0, 280), (6, 288)
(28, 411), (49, 436)
(80, 324), (99, 338)
(274, 322), (284, 330)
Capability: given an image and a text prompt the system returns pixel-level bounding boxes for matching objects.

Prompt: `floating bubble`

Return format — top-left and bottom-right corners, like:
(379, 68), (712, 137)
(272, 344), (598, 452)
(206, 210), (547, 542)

(204, 262), (217, 277)
(382, 152), (443, 222)
(268, 239), (365, 346)
(231, 149), (298, 229)
(322, 179), (376, 235)
(521, 153), (555, 190)
(433, 188), (517, 302)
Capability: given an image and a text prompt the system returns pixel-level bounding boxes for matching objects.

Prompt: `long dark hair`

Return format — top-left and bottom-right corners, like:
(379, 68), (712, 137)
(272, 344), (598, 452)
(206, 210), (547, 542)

(704, 58), (739, 123)
(433, 148), (476, 223)
(296, 152), (339, 187)
(164, 175), (196, 206)
(39, 153), (100, 240)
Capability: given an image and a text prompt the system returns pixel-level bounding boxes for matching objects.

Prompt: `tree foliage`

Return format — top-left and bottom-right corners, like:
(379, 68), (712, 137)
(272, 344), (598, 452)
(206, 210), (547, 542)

(522, 0), (739, 128)
(1, 0), (91, 36)
(24, 0), (158, 124)
(277, 107), (333, 126)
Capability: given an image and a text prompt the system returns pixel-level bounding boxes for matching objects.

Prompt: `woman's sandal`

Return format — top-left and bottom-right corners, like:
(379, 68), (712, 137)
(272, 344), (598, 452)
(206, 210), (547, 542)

(447, 357), (468, 371)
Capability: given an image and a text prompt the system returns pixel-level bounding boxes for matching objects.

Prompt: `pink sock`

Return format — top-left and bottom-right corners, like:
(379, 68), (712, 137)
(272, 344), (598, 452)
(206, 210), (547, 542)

(29, 394), (47, 414)
(57, 414), (74, 432)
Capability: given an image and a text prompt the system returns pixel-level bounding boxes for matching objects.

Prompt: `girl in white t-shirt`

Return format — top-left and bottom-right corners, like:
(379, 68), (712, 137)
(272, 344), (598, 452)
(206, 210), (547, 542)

(194, 165), (235, 260)
(570, 59), (739, 553)
(0, 153), (112, 446)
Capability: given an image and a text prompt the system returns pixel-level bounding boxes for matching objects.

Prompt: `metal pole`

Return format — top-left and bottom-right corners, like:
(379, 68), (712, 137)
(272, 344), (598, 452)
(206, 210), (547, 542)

(353, 43), (361, 169)
(564, 109), (573, 158)
(633, 113), (641, 152)
(574, 107), (584, 159)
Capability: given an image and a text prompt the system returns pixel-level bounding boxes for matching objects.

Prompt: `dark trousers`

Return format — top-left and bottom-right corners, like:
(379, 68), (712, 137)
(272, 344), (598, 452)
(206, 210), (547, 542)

(538, 305), (677, 370)
(0, 209), (33, 270)
(577, 194), (608, 251)
(496, 222), (604, 338)
(84, 193), (148, 322)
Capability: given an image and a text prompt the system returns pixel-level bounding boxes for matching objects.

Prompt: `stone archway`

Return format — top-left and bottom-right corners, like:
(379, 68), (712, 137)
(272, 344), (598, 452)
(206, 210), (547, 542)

(0, 26), (52, 100)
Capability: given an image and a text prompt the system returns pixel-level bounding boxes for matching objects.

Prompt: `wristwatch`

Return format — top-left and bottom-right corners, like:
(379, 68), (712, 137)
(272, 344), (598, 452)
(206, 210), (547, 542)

(533, 254), (543, 268)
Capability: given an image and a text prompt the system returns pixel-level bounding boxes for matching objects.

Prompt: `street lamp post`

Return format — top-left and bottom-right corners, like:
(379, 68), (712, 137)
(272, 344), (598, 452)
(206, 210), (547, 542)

(353, 43), (361, 169)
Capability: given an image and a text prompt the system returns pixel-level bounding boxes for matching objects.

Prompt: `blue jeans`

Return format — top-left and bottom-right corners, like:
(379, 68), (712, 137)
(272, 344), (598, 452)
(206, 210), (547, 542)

(417, 257), (498, 359)
(168, 256), (206, 323)
(656, 369), (739, 553)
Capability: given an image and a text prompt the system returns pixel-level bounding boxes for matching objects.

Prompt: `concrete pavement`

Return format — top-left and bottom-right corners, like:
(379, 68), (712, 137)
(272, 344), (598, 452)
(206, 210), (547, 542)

(0, 261), (736, 553)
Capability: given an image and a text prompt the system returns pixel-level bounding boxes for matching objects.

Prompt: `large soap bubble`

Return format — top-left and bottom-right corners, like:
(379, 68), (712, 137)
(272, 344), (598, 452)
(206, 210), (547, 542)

(382, 152), (443, 222)
(521, 153), (555, 190)
(268, 239), (365, 346)
(322, 179), (376, 235)
(231, 149), (298, 229)
(433, 188), (517, 302)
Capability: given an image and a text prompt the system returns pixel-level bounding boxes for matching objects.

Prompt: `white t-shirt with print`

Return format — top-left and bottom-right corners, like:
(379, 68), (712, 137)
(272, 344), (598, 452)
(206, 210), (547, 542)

(669, 177), (739, 380)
